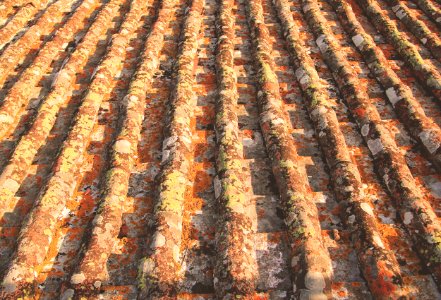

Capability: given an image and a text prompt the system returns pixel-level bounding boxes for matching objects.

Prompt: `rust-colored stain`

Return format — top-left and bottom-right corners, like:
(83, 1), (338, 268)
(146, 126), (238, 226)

(0, 0), (441, 298)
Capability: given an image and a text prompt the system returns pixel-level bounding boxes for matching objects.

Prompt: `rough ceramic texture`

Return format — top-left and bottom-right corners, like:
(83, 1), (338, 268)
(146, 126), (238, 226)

(245, 0), (334, 298)
(0, 0), (80, 86)
(303, 0), (441, 286)
(413, 0), (441, 29)
(0, 0), (441, 298)
(0, 0), (103, 139)
(385, 0), (441, 60)
(0, 0), (53, 50)
(138, 0), (205, 297)
(213, 0), (258, 297)
(273, 0), (407, 297)
(0, 0), (129, 295)
(330, 0), (441, 172)
(356, 0), (441, 103)
(48, 0), (156, 295)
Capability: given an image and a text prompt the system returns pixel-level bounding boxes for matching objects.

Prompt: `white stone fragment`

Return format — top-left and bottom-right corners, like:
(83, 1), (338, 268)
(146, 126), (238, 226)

(395, 9), (406, 19)
(385, 87), (402, 106)
(352, 34), (364, 48)
(127, 95), (138, 106)
(419, 130), (440, 154)
(261, 111), (276, 124)
(141, 258), (155, 274)
(94, 215), (104, 226)
(367, 138), (383, 156)
(403, 211), (413, 225)
(291, 255), (300, 267)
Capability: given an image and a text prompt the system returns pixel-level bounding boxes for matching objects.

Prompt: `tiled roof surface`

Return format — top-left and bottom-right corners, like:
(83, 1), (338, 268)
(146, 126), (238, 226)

(0, 0), (441, 298)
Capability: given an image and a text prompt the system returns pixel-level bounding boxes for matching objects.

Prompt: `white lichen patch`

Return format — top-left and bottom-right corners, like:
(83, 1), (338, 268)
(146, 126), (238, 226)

(151, 233), (166, 249)
(70, 272), (86, 284)
(2, 178), (20, 191)
(93, 280), (102, 289)
(0, 114), (13, 124)
(162, 135), (178, 150)
(60, 207), (71, 219)
(114, 139), (131, 154)
(161, 149), (170, 163)
(361, 124), (370, 137)
(127, 95), (139, 107)
(304, 271), (326, 291)
(272, 118), (285, 126)
(255, 234), (289, 290)
(61, 289), (75, 300)
(1, 266), (21, 293)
